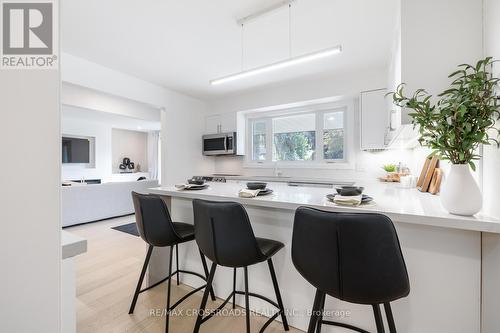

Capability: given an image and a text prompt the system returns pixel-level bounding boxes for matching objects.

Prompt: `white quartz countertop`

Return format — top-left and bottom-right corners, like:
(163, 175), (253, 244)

(149, 181), (500, 233)
(61, 230), (87, 259)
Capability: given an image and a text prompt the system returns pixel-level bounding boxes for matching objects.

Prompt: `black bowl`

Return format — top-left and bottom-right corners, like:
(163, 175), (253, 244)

(335, 186), (364, 196)
(188, 179), (205, 185)
(246, 182), (267, 190)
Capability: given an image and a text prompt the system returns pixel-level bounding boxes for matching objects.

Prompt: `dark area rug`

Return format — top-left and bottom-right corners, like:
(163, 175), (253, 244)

(112, 223), (139, 237)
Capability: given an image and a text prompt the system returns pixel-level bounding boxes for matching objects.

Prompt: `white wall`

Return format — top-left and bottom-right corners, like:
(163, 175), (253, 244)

(386, 9), (402, 129)
(401, 0), (483, 111)
(161, 96), (215, 185)
(62, 53), (167, 108)
(482, 0), (500, 218)
(62, 83), (161, 122)
(1, 32), (61, 333)
(112, 129), (148, 173)
(62, 108), (111, 181)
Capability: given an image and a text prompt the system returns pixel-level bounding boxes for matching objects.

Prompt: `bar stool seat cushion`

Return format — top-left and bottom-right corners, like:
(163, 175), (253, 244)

(256, 237), (284, 259)
(172, 222), (195, 241)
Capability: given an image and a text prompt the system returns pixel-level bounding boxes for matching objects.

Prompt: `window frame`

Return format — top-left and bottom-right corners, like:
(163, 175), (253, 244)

(244, 101), (352, 169)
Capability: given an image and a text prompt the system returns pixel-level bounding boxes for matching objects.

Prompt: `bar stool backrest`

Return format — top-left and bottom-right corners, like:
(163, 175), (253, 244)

(192, 199), (264, 267)
(292, 206), (410, 304)
(131, 191), (181, 247)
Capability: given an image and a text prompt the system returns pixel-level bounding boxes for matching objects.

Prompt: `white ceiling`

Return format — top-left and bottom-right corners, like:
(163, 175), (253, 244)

(61, 0), (398, 100)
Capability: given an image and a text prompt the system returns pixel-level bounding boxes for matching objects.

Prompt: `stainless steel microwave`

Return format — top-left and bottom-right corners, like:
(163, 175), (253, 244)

(202, 132), (237, 156)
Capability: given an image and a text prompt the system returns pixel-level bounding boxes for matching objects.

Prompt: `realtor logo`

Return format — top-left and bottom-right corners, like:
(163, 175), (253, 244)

(1, 0), (58, 69)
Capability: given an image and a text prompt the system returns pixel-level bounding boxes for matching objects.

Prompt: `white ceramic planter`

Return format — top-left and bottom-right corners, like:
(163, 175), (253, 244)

(440, 164), (482, 216)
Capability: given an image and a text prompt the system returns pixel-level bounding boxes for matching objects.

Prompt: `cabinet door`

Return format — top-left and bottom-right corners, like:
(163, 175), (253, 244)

(205, 115), (221, 134)
(360, 89), (388, 150)
(219, 113), (236, 133)
(205, 113), (237, 134)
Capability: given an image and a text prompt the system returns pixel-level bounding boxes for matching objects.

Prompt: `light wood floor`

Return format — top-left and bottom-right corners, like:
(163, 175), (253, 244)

(68, 215), (304, 333)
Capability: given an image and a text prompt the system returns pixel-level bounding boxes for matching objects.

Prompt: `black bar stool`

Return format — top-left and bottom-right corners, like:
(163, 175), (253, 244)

(192, 199), (290, 333)
(291, 207), (410, 333)
(129, 192), (216, 333)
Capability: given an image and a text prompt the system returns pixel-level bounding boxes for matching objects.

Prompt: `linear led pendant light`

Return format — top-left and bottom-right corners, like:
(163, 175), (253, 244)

(210, 0), (342, 85)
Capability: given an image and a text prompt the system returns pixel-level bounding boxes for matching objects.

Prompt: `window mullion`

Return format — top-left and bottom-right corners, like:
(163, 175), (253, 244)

(316, 111), (323, 163)
(341, 109), (347, 163)
(266, 117), (273, 162)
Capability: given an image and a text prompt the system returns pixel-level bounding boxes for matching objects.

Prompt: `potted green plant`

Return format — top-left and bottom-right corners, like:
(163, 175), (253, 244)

(389, 57), (500, 215)
(382, 164), (397, 173)
(381, 164), (399, 182)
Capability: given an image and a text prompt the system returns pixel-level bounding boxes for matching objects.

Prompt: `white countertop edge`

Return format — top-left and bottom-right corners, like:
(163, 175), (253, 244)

(62, 230), (87, 260)
(149, 186), (500, 234)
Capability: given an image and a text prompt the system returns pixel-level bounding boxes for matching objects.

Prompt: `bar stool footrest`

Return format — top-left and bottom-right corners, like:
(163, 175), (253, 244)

(234, 290), (280, 309)
(200, 290), (235, 324)
(169, 285), (206, 311)
(137, 269), (208, 294)
(199, 289), (285, 333)
(320, 320), (371, 333)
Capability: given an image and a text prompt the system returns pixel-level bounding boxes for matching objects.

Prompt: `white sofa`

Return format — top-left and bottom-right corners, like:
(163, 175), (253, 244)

(62, 180), (159, 227)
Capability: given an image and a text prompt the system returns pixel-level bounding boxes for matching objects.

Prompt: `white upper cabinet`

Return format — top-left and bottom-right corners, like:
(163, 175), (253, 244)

(205, 113), (237, 134)
(205, 115), (221, 134)
(219, 113), (236, 133)
(360, 89), (389, 150)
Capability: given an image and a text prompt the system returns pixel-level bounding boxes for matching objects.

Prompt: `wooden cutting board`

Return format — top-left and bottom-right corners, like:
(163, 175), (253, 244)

(428, 168), (443, 195)
(418, 156), (439, 192)
(416, 158), (431, 188)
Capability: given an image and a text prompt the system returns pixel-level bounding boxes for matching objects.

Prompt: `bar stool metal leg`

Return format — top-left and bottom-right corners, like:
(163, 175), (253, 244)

(232, 268), (237, 309)
(244, 266), (251, 333)
(175, 244), (180, 285)
(193, 263), (217, 333)
(315, 292), (326, 333)
(129, 245), (154, 314)
(308, 289), (324, 333)
(267, 258), (289, 331)
(372, 304), (386, 333)
(384, 303), (397, 333)
(198, 250), (216, 301)
(165, 246), (174, 333)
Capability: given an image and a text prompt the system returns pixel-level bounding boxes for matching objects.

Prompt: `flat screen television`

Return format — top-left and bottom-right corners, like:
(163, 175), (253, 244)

(62, 137), (90, 163)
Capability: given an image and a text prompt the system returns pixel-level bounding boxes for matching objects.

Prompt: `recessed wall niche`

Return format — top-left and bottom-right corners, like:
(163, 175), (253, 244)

(111, 128), (148, 174)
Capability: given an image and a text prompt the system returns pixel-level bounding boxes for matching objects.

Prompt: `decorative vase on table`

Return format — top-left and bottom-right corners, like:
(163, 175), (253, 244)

(440, 164), (482, 216)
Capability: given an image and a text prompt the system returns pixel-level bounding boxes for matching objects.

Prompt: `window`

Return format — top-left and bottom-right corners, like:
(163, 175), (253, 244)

(252, 120), (267, 161)
(323, 111), (344, 160)
(248, 107), (347, 164)
(273, 113), (316, 161)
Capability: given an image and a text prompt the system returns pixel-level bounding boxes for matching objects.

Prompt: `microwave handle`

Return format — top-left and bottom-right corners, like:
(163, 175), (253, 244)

(224, 136), (228, 151)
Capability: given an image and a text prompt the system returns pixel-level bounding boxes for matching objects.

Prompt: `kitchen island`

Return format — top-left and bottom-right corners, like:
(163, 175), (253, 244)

(148, 181), (500, 333)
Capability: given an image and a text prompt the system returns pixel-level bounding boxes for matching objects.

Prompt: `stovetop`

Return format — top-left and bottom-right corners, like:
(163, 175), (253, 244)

(192, 175), (227, 183)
